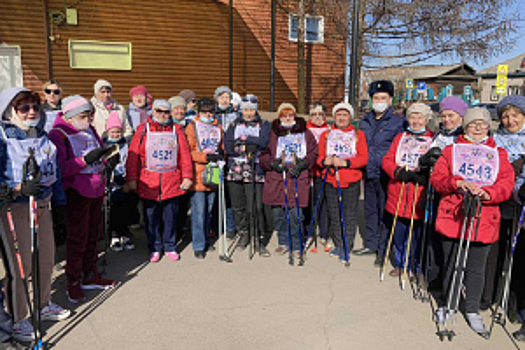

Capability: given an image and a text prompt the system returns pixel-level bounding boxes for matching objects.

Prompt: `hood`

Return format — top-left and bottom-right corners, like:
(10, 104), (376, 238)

(0, 87), (46, 132)
(271, 116), (307, 136)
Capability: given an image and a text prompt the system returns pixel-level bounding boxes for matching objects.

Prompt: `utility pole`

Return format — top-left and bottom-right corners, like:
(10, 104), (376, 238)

(297, 0), (306, 114)
(349, 0), (361, 108)
(229, 0), (233, 89)
(270, 0), (276, 112)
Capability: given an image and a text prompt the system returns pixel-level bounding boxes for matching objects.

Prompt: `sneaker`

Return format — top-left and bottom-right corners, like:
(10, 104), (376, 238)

(81, 273), (115, 290)
(67, 282), (86, 304)
(12, 319), (35, 343)
(373, 255), (383, 267)
(149, 252), (161, 263)
(41, 301), (71, 321)
(513, 324), (525, 342)
(274, 246), (288, 255)
(466, 313), (489, 337)
(110, 237), (123, 252)
(194, 251), (206, 259)
(389, 268), (402, 277)
(329, 248), (342, 258)
(122, 237), (135, 250)
(258, 246), (271, 257)
(166, 251), (180, 261)
(433, 307), (454, 323)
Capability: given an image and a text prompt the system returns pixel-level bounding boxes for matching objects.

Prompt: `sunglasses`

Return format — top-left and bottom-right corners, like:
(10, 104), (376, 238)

(155, 109), (171, 115)
(200, 110), (214, 114)
(190, 99), (196, 103)
(16, 103), (40, 113)
(44, 89), (60, 95)
(242, 96), (258, 103)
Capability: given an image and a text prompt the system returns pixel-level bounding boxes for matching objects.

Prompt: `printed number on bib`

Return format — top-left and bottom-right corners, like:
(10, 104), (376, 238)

(452, 143), (499, 188)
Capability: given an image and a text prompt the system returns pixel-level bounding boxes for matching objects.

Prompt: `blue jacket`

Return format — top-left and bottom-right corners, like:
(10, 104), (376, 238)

(359, 107), (407, 179)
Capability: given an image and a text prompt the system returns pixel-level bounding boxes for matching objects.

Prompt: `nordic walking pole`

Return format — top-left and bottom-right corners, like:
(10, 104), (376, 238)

(292, 153), (304, 266)
(282, 151), (293, 266)
(401, 183), (419, 290)
(380, 181), (407, 281)
(335, 166), (350, 267)
(26, 149), (43, 349)
(101, 164), (114, 274)
(248, 151), (257, 259)
(303, 169), (329, 255)
(416, 181), (434, 301)
(219, 161), (232, 263)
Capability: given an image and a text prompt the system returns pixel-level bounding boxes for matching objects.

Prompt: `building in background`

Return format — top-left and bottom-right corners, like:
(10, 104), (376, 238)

(477, 52), (525, 104)
(0, 0), (346, 110)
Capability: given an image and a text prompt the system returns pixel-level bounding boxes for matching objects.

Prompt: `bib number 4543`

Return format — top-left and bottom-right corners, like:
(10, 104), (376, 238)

(458, 163), (492, 181)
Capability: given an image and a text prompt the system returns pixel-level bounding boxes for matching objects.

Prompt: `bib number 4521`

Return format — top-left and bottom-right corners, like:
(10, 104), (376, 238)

(152, 150), (173, 161)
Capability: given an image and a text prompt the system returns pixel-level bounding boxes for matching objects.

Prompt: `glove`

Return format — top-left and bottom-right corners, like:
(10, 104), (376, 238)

(271, 158), (287, 173)
(410, 171), (427, 185)
(289, 159), (309, 178)
(394, 167), (412, 183)
(206, 154), (220, 163)
(245, 144), (258, 154)
(84, 147), (110, 165)
(419, 147), (442, 167)
(107, 153), (120, 169)
(462, 191), (478, 217)
(235, 138), (246, 148)
(52, 205), (68, 226)
(519, 183), (525, 203)
(0, 183), (13, 203)
(512, 157), (524, 176)
(20, 174), (41, 196)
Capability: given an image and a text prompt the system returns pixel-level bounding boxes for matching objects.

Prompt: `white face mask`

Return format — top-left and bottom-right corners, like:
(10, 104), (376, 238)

(73, 119), (90, 131)
(372, 103), (389, 114)
(22, 118), (40, 127)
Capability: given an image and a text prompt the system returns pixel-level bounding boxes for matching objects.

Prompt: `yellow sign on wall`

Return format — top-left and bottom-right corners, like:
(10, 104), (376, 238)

(68, 40), (132, 71)
(496, 64), (508, 95)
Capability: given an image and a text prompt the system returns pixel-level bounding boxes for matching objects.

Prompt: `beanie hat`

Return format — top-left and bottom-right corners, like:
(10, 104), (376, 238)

(62, 95), (93, 119)
(440, 96), (468, 117)
(197, 97), (216, 112)
(178, 89), (196, 103)
(168, 96), (186, 110)
(94, 79), (112, 95)
(152, 99), (171, 111)
(129, 85), (148, 99)
(231, 92), (242, 107)
(332, 102), (354, 119)
(214, 86), (232, 101)
(277, 102), (296, 116)
(106, 112), (122, 131)
(462, 107), (491, 129)
(406, 102), (432, 120)
(368, 80), (394, 97)
(497, 95), (525, 118)
(239, 94), (259, 111)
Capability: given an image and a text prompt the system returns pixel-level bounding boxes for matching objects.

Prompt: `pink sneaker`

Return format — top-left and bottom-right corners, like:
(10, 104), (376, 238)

(150, 252), (161, 263)
(166, 251), (180, 261)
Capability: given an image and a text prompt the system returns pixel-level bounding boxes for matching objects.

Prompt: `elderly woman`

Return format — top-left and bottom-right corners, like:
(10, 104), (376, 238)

(91, 79), (133, 139)
(224, 94), (271, 256)
(127, 100), (192, 263)
(260, 103), (317, 257)
(431, 107), (514, 337)
(127, 85), (152, 132)
(381, 103), (434, 277)
(317, 102), (368, 263)
(0, 87), (70, 342)
(168, 96), (188, 128)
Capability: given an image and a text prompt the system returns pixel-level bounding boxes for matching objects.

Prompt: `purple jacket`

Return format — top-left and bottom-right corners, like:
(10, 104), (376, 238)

(260, 117), (317, 207)
(48, 115), (105, 199)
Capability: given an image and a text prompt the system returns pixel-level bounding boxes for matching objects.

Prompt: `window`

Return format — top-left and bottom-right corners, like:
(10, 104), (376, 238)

(69, 40), (132, 70)
(0, 45), (23, 90)
(289, 14), (324, 44)
(490, 86), (500, 101)
(509, 85), (521, 95)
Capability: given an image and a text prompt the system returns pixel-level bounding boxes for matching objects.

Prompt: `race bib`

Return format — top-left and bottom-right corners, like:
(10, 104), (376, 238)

(395, 133), (432, 170)
(145, 125), (178, 173)
(44, 111), (59, 133)
(57, 128), (104, 174)
(326, 129), (356, 158)
(195, 121), (221, 153)
(452, 143), (499, 188)
(234, 124), (260, 139)
(494, 133), (525, 162)
(308, 127), (329, 143)
(276, 133), (306, 163)
(430, 133), (456, 150)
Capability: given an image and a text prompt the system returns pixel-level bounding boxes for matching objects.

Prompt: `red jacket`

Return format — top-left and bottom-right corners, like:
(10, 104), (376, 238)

(316, 124), (368, 188)
(382, 130), (434, 220)
(430, 135), (514, 244)
(307, 121), (330, 178)
(126, 117), (193, 201)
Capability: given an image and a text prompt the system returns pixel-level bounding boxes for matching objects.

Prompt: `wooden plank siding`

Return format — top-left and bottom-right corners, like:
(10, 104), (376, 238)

(0, 0), (345, 111)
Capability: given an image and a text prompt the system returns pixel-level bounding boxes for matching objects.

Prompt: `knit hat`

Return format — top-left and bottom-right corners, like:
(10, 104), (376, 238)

(462, 107), (491, 128)
(277, 102), (296, 116)
(197, 97), (216, 112)
(152, 99), (171, 111)
(214, 86), (232, 101)
(497, 95), (525, 117)
(168, 96), (186, 110)
(332, 102), (354, 118)
(368, 80), (394, 97)
(62, 95), (93, 119)
(106, 112), (122, 131)
(94, 79), (112, 94)
(231, 92), (242, 107)
(129, 85), (148, 99)
(179, 89), (196, 103)
(406, 102), (432, 120)
(239, 94), (258, 111)
(440, 96), (468, 117)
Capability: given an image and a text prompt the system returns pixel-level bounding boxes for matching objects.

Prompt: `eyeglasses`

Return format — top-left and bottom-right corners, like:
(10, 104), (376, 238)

(242, 96), (258, 103)
(281, 113), (295, 118)
(44, 89), (60, 95)
(468, 122), (489, 129)
(200, 110), (214, 114)
(16, 103), (40, 113)
(155, 109), (170, 115)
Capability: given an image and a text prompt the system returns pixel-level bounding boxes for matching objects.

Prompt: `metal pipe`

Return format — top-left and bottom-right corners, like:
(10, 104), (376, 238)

(270, 0), (276, 112)
(229, 0), (233, 89)
(349, 0), (361, 107)
(42, 0), (53, 80)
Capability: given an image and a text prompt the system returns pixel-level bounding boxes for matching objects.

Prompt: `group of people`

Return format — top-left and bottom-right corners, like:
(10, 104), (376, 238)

(0, 76), (523, 349)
